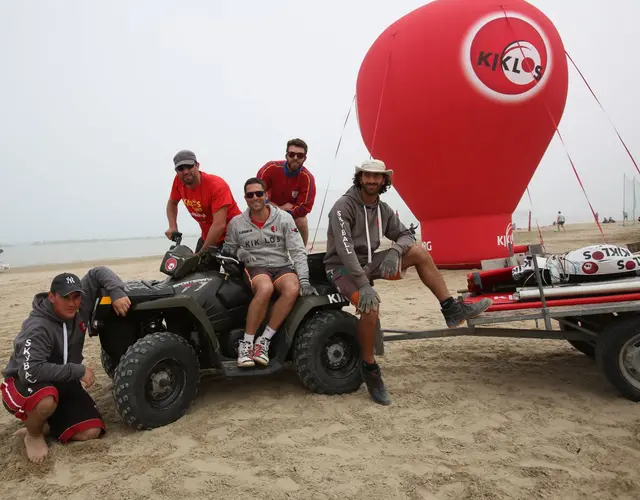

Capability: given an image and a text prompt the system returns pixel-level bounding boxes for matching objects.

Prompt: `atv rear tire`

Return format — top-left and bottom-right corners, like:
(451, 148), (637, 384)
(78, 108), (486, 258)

(100, 348), (118, 379)
(112, 331), (200, 430)
(293, 310), (362, 395)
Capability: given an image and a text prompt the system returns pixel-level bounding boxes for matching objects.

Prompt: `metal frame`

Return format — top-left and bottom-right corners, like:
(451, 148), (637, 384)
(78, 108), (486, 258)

(378, 244), (640, 347)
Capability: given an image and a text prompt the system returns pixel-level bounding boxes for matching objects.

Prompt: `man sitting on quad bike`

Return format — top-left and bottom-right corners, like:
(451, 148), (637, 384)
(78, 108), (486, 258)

(1, 268), (130, 464)
(224, 177), (318, 368)
(324, 160), (493, 405)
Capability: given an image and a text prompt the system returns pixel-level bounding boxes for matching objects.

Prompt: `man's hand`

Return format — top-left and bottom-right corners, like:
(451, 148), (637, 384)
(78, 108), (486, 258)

(80, 366), (95, 388)
(379, 248), (401, 279)
(165, 227), (178, 240)
(299, 279), (319, 297)
(280, 203), (294, 211)
(357, 284), (380, 314)
(236, 248), (257, 264)
(112, 296), (131, 316)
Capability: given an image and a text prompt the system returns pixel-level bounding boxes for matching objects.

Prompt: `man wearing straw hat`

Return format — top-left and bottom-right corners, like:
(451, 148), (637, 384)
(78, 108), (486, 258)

(324, 159), (492, 405)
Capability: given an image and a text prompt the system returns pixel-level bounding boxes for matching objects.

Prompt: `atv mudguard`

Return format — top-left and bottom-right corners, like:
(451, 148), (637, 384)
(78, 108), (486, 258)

(133, 295), (224, 369)
(274, 289), (350, 362)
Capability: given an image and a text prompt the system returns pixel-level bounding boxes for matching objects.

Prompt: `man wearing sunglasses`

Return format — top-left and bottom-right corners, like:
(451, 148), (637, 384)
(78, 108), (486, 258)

(257, 138), (316, 247)
(165, 150), (242, 254)
(324, 160), (492, 406)
(224, 177), (318, 368)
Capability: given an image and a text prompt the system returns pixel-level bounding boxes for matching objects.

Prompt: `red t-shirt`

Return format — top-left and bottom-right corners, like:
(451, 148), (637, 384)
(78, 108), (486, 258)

(257, 161), (316, 218)
(170, 171), (241, 244)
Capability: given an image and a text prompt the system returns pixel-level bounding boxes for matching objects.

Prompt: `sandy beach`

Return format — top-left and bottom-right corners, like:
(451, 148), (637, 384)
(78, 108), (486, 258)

(1, 222), (640, 500)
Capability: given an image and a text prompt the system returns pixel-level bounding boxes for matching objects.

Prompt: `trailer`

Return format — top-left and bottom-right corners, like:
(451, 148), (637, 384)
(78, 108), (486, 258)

(377, 245), (640, 403)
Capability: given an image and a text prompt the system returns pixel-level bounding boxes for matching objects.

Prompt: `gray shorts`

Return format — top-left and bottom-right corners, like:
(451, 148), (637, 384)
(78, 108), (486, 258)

(326, 249), (402, 306)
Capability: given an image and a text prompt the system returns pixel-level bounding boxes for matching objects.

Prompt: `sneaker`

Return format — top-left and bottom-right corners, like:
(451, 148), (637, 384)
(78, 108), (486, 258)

(253, 336), (271, 366)
(361, 364), (392, 405)
(237, 339), (255, 367)
(442, 297), (492, 328)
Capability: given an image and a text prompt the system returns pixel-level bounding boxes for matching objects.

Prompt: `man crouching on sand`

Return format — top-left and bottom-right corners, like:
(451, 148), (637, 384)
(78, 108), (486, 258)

(1, 267), (131, 464)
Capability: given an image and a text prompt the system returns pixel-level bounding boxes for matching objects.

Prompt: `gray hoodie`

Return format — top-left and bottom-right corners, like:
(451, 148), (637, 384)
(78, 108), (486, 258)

(323, 186), (416, 289)
(2, 266), (127, 385)
(224, 205), (310, 280)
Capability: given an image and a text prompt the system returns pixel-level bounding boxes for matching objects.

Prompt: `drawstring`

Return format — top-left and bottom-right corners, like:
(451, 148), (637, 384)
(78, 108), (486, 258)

(363, 204), (384, 264)
(62, 323), (68, 365)
(364, 206), (372, 263)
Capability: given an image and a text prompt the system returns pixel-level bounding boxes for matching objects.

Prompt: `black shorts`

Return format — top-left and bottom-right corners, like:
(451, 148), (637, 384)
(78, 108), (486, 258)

(244, 266), (297, 287)
(1, 377), (105, 443)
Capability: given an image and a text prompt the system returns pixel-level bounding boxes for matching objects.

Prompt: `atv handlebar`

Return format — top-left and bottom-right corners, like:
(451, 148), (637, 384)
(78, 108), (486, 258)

(170, 231), (183, 246)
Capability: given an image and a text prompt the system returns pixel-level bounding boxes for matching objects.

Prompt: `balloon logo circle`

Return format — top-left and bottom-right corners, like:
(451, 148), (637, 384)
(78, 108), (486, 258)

(461, 12), (552, 102)
(582, 262), (599, 275)
(165, 257), (178, 272)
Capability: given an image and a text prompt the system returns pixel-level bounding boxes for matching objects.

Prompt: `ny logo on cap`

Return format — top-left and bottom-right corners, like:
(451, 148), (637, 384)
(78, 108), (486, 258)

(66, 276), (76, 284)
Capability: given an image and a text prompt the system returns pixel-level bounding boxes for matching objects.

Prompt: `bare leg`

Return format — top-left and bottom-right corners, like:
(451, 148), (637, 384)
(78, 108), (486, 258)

(401, 244), (452, 302)
(22, 396), (57, 464)
(294, 216), (309, 247)
(358, 309), (379, 364)
(245, 277), (274, 334)
(70, 427), (102, 441)
(270, 275), (300, 329)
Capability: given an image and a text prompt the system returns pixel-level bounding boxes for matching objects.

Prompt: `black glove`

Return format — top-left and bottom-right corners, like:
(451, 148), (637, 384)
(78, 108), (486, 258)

(357, 283), (380, 314)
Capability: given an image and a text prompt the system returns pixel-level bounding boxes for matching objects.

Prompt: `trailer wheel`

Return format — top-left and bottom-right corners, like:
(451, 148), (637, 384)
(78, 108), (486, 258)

(560, 318), (597, 359)
(597, 316), (640, 402)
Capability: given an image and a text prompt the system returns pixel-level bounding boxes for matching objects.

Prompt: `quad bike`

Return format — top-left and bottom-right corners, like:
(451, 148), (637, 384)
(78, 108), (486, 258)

(89, 232), (363, 430)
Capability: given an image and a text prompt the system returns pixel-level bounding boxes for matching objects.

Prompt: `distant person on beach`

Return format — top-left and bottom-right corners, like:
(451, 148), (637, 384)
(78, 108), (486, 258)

(257, 138), (316, 247)
(556, 211), (566, 231)
(409, 223), (419, 236)
(323, 159), (492, 406)
(166, 150), (242, 255)
(1, 267), (131, 464)
(223, 177), (317, 368)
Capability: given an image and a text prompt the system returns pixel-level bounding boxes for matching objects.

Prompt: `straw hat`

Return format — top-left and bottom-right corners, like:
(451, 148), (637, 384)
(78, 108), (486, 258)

(355, 159), (394, 176)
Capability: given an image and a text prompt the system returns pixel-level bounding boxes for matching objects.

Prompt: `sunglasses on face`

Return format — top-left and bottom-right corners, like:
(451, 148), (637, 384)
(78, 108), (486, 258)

(245, 190), (265, 199)
(175, 164), (195, 172)
(287, 151), (305, 160)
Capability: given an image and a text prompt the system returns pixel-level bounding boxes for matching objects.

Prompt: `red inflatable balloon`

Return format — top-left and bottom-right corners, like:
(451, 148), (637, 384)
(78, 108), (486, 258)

(356, 0), (568, 268)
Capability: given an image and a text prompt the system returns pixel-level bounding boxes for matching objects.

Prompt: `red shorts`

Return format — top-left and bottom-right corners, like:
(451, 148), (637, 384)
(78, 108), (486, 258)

(1, 377), (105, 443)
(326, 249), (402, 308)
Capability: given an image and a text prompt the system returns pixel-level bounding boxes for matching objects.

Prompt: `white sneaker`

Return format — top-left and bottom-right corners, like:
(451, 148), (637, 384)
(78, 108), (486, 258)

(253, 336), (271, 366)
(237, 339), (255, 367)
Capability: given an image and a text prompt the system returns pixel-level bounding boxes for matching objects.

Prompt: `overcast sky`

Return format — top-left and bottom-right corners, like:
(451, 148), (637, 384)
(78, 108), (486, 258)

(1, 0), (638, 244)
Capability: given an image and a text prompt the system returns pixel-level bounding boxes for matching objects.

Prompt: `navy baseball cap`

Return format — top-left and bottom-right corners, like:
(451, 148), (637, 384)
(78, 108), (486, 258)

(50, 273), (84, 297)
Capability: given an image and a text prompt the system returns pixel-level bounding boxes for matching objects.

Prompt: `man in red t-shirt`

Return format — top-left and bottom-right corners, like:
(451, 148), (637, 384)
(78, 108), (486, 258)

(257, 138), (316, 247)
(165, 150), (241, 254)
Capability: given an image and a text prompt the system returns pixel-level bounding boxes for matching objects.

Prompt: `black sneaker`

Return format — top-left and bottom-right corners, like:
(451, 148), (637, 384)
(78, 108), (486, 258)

(361, 364), (392, 405)
(442, 297), (492, 328)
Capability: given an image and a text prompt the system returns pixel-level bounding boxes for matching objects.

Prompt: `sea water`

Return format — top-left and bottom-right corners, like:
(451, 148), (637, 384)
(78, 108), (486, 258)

(0, 228), (330, 268)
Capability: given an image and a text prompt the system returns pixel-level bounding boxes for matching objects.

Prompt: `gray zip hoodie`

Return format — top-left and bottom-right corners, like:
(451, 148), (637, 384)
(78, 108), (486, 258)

(323, 186), (416, 289)
(2, 266), (127, 385)
(224, 205), (310, 280)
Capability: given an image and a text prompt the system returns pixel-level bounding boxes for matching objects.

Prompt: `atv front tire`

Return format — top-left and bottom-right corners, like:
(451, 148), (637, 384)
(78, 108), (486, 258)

(113, 332), (200, 430)
(293, 310), (362, 395)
